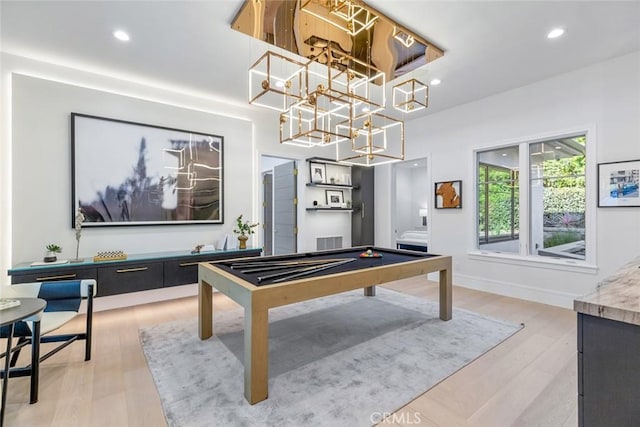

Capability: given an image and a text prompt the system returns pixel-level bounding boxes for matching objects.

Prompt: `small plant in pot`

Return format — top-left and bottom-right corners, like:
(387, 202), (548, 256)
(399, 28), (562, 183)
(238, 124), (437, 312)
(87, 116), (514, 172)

(44, 244), (62, 263)
(233, 215), (259, 249)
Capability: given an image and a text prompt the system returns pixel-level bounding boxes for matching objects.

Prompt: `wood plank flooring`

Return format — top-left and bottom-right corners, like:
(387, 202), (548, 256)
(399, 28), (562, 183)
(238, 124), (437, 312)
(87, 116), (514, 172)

(3, 278), (577, 426)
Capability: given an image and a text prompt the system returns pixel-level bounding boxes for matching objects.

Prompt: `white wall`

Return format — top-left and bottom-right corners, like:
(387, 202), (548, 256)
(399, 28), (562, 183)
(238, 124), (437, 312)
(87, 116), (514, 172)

(0, 53), (352, 282)
(376, 51), (640, 307)
(11, 73), (257, 262)
(300, 160), (353, 251)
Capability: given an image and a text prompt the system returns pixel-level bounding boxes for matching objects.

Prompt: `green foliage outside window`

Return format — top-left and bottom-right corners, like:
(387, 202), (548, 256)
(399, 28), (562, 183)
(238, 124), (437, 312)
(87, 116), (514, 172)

(478, 166), (519, 239)
(478, 136), (587, 257)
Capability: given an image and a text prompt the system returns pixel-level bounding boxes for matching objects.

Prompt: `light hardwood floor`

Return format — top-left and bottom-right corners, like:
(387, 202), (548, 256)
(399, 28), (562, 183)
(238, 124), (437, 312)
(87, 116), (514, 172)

(3, 278), (577, 426)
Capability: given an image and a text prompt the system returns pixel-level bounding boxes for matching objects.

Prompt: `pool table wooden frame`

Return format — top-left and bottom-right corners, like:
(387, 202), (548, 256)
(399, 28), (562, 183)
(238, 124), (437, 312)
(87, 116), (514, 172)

(197, 247), (452, 404)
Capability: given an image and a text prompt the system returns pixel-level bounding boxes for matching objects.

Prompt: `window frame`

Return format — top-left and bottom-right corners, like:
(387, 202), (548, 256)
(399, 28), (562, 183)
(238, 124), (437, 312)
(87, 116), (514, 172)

(478, 162), (519, 246)
(471, 126), (597, 272)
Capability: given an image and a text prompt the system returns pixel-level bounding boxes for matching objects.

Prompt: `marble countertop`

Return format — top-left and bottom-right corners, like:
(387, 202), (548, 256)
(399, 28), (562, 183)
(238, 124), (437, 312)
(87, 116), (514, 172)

(574, 255), (640, 326)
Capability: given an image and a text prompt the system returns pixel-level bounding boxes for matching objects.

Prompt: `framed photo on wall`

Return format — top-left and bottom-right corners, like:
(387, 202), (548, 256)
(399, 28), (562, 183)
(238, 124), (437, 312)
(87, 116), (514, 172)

(325, 189), (344, 207)
(598, 159), (640, 207)
(310, 161), (326, 183)
(72, 113), (224, 226)
(435, 180), (462, 209)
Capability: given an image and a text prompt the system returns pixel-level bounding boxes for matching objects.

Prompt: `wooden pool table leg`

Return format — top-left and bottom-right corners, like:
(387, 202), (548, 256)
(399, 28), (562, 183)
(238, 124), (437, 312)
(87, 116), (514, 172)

(439, 267), (452, 321)
(364, 285), (376, 296)
(244, 305), (269, 404)
(198, 281), (213, 339)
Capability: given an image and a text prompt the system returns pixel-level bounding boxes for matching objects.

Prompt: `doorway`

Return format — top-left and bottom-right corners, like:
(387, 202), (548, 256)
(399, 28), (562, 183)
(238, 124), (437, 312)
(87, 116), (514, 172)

(260, 155), (298, 255)
(392, 158), (429, 251)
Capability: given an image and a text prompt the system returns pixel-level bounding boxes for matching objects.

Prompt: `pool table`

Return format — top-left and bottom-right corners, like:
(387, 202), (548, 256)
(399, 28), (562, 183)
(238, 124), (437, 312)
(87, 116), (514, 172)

(197, 246), (452, 404)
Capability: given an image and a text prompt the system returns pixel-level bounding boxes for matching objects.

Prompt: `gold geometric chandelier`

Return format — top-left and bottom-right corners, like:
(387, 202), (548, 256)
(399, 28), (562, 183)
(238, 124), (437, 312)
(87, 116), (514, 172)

(235, 0), (444, 166)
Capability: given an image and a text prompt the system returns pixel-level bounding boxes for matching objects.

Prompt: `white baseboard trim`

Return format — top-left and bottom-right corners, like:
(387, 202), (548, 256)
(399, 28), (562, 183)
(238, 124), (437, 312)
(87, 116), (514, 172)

(453, 273), (580, 309)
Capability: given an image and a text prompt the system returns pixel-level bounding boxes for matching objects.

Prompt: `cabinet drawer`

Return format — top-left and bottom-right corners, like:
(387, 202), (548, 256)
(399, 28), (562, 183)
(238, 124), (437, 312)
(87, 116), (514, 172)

(163, 250), (262, 287)
(163, 259), (202, 287)
(11, 267), (97, 284)
(97, 262), (163, 296)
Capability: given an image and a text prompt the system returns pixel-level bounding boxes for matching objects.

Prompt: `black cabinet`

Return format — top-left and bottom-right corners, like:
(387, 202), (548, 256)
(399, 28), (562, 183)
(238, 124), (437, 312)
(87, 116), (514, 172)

(163, 258), (202, 288)
(163, 252), (259, 287)
(8, 249), (261, 297)
(98, 262), (163, 296)
(351, 165), (374, 246)
(578, 313), (640, 426)
(10, 267), (98, 284)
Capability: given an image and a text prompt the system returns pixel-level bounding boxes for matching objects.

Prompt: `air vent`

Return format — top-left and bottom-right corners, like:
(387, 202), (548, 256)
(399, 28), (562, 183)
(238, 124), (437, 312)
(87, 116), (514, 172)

(316, 236), (343, 251)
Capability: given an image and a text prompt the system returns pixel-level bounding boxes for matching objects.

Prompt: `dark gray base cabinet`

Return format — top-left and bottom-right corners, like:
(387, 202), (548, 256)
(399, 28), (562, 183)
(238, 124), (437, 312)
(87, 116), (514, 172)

(8, 267), (98, 284)
(162, 254), (234, 287)
(9, 249), (261, 297)
(578, 313), (640, 426)
(98, 262), (163, 296)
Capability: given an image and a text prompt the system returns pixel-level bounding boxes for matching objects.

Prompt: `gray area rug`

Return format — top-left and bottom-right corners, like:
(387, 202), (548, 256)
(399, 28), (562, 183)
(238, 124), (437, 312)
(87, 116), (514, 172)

(139, 288), (522, 427)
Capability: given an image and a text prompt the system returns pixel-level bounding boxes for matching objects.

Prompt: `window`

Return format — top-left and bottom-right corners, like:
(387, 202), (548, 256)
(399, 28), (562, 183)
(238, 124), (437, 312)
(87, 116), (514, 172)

(478, 146), (520, 254)
(477, 134), (587, 261)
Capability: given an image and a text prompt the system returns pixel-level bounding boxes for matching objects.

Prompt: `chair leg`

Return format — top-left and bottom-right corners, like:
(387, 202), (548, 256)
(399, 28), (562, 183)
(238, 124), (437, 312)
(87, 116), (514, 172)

(1, 324), (14, 427)
(29, 321), (41, 404)
(9, 337), (26, 367)
(85, 284), (94, 361)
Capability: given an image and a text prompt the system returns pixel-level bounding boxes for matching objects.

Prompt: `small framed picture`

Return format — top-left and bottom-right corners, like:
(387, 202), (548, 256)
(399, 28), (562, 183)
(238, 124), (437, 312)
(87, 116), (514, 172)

(435, 180), (462, 209)
(325, 189), (344, 207)
(310, 162), (326, 184)
(598, 159), (640, 207)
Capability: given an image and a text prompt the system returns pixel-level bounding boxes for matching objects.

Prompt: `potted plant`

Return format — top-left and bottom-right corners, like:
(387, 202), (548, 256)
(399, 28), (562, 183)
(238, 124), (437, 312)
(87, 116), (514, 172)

(44, 243), (62, 263)
(233, 214), (259, 249)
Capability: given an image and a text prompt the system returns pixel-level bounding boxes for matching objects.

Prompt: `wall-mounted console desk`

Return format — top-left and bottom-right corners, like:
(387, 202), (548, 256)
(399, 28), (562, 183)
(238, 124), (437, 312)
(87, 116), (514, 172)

(8, 248), (262, 297)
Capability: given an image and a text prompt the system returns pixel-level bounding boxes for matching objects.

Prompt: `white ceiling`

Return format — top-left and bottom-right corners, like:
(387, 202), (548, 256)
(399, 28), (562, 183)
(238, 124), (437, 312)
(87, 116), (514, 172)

(1, 1), (639, 117)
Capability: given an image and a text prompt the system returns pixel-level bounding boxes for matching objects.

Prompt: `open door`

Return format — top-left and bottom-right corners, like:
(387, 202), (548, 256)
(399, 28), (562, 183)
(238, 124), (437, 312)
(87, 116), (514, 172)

(393, 158), (429, 251)
(273, 161), (297, 255)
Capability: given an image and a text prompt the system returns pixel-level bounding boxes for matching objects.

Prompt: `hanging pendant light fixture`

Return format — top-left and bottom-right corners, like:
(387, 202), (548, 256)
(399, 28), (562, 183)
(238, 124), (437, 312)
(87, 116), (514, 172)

(249, 51), (307, 112)
(393, 78), (429, 113)
(235, 0), (444, 165)
(335, 112), (404, 166)
(280, 89), (353, 147)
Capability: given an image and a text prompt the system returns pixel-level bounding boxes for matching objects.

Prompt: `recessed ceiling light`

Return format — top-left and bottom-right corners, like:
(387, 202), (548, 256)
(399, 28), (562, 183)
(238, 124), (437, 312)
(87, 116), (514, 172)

(547, 28), (565, 39)
(430, 78), (441, 86)
(113, 30), (130, 42)
(502, 153), (508, 157)
(555, 146), (562, 149)
(413, 163), (418, 167)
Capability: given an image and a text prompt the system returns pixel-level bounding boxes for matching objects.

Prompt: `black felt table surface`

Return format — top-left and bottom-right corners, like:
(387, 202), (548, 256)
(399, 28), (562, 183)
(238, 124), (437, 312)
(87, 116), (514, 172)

(212, 247), (439, 286)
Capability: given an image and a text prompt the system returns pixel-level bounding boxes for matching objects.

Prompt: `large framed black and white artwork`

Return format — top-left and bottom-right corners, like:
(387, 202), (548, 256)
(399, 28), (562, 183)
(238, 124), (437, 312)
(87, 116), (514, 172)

(71, 113), (224, 226)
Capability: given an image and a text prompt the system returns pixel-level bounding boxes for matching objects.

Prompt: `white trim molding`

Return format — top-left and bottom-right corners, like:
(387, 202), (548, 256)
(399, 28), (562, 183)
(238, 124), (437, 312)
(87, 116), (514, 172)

(468, 251), (598, 274)
(454, 272), (585, 309)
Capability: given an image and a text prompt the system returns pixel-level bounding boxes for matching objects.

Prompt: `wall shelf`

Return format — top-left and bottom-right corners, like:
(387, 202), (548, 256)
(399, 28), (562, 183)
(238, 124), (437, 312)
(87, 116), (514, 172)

(306, 183), (354, 190)
(306, 207), (353, 212)
(305, 157), (352, 167)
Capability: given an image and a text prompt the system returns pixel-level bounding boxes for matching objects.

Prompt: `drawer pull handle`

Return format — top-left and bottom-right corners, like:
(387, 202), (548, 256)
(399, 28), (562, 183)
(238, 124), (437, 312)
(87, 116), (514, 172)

(179, 262), (200, 267)
(116, 267), (148, 273)
(36, 273), (77, 281)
